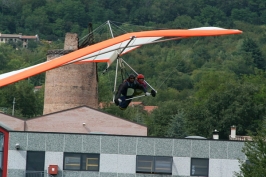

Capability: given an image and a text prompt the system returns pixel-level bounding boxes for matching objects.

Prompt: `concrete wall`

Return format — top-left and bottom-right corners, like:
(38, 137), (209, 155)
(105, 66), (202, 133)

(7, 132), (245, 177)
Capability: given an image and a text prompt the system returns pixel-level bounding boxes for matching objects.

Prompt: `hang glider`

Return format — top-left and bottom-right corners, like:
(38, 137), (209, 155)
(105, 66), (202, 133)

(0, 27), (242, 88)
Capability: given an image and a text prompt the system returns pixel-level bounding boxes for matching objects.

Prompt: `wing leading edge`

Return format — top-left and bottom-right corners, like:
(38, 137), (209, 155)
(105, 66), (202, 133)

(0, 28), (242, 88)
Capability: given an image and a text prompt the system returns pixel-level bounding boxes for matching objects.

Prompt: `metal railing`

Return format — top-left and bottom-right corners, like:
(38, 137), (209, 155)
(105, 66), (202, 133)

(229, 135), (252, 141)
(25, 171), (54, 177)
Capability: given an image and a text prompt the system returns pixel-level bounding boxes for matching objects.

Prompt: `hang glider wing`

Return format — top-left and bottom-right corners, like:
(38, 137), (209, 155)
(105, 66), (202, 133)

(0, 27), (242, 88)
(72, 37), (162, 66)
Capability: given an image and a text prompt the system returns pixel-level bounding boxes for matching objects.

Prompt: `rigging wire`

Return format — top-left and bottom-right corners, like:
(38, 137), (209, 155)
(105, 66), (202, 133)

(17, 20), (165, 71)
(13, 20), (181, 94)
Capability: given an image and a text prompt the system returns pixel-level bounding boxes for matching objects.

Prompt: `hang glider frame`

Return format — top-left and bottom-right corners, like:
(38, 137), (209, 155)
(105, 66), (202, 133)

(112, 57), (158, 102)
(0, 20), (243, 89)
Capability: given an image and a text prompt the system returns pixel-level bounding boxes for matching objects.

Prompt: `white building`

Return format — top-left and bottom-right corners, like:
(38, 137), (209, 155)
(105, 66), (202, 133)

(0, 33), (39, 48)
(0, 107), (246, 177)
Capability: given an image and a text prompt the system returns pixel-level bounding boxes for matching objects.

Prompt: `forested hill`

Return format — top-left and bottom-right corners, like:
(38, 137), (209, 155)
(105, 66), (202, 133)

(1, 0), (266, 139)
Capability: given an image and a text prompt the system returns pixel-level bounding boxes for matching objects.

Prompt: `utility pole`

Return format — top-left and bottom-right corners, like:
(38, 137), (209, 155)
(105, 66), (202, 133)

(12, 97), (15, 116)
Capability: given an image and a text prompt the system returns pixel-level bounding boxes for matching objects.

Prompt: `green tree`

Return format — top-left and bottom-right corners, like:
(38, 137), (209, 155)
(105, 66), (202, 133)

(241, 38), (265, 70)
(231, 8), (259, 24)
(167, 110), (187, 138)
(186, 71), (266, 139)
(196, 5), (226, 26)
(147, 100), (181, 137)
(235, 120), (266, 177)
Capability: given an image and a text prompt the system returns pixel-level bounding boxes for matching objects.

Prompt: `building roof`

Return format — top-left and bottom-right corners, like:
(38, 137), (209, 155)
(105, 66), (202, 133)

(0, 106), (147, 136)
(0, 34), (22, 38)
(0, 33), (38, 39)
(143, 106), (158, 113)
(129, 102), (143, 106)
(21, 35), (38, 39)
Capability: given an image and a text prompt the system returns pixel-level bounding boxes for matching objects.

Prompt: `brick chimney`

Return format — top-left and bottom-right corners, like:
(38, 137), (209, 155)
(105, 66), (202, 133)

(43, 33), (98, 114)
(230, 125), (236, 138)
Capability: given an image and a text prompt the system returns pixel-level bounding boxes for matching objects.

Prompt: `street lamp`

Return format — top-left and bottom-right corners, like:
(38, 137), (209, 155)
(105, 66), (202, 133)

(12, 97), (15, 116)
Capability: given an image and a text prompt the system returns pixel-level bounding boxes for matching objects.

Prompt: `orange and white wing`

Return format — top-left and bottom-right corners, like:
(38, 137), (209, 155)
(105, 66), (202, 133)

(0, 27), (242, 88)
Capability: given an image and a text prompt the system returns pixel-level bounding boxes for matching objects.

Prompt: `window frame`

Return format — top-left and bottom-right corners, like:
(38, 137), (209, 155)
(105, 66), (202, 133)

(63, 152), (100, 171)
(136, 155), (172, 175)
(26, 151), (45, 172)
(190, 158), (209, 176)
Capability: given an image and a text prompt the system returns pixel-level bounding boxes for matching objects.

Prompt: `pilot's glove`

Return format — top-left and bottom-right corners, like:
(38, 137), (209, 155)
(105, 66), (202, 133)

(145, 92), (151, 96)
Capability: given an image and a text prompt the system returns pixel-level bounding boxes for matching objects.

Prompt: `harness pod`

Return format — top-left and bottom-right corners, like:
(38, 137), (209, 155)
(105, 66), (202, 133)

(112, 58), (157, 103)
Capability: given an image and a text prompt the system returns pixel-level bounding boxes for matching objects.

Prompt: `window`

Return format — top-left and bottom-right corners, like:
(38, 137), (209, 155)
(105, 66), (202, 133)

(26, 151), (45, 177)
(191, 158), (209, 176)
(63, 153), (99, 171)
(26, 151), (45, 171)
(136, 155), (172, 174)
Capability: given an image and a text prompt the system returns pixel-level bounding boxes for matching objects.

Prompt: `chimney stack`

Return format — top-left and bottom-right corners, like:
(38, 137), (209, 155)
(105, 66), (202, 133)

(231, 125), (236, 138)
(43, 33), (98, 115)
(212, 129), (219, 140)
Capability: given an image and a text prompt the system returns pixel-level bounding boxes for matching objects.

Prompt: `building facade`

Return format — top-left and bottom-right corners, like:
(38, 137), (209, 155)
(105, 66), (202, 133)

(0, 33), (39, 48)
(0, 129), (245, 177)
(0, 106), (247, 177)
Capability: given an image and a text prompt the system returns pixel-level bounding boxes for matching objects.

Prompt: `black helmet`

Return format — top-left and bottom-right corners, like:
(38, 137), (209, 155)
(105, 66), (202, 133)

(128, 74), (135, 79)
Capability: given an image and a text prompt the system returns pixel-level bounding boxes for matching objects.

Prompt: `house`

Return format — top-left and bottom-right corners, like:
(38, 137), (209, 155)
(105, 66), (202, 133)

(33, 86), (42, 93)
(0, 106), (247, 177)
(0, 124), (246, 177)
(0, 33), (39, 48)
(143, 106), (158, 113)
(229, 125), (252, 141)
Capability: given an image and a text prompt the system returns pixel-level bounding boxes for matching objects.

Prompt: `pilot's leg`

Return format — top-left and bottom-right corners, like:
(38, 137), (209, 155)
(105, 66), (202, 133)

(119, 96), (132, 110)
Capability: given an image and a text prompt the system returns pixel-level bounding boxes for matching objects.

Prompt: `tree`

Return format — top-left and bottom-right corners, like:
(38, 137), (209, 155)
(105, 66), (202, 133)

(0, 81), (43, 118)
(241, 38), (265, 70)
(147, 100), (181, 137)
(235, 120), (266, 177)
(196, 5), (226, 26)
(167, 110), (187, 138)
(231, 8), (260, 25)
(186, 71), (266, 139)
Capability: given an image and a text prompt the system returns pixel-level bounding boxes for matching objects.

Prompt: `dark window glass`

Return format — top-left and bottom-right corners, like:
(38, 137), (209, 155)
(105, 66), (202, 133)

(191, 158), (209, 176)
(136, 156), (154, 173)
(64, 153), (99, 171)
(64, 154), (81, 170)
(154, 156), (172, 174)
(81, 154), (99, 171)
(136, 155), (172, 175)
(26, 151), (45, 171)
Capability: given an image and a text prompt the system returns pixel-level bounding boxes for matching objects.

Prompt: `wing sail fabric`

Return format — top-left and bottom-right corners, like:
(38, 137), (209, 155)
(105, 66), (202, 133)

(0, 28), (242, 88)
(70, 37), (161, 66)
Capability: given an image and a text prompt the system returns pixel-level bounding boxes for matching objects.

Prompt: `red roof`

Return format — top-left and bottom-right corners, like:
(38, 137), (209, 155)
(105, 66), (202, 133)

(99, 102), (113, 109)
(143, 106), (158, 113)
(21, 36), (38, 39)
(129, 102), (143, 106)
